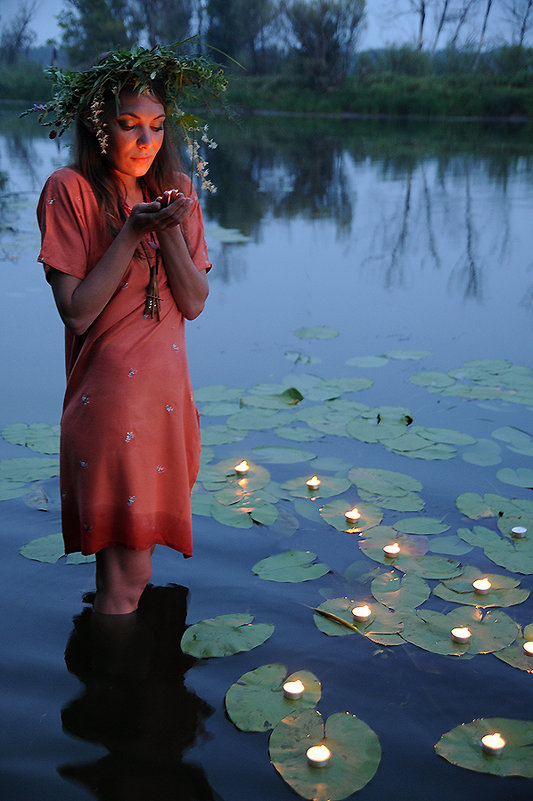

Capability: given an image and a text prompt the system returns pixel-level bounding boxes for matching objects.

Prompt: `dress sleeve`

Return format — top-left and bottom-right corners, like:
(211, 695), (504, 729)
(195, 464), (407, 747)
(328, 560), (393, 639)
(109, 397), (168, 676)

(176, 175), (212, 273)
(37, 169), (93, 281)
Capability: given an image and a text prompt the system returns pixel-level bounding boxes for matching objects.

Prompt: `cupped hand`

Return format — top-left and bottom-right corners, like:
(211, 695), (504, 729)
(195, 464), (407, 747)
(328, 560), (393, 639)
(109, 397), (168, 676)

(127, 190), (194, 236)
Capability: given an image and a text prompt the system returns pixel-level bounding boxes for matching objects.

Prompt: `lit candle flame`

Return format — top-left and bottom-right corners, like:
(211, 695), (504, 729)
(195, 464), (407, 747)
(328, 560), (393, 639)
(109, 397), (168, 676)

(306, 745), (331, 767)
(234, 460), (249, 475)
(481, 733), (506, 753)
(451, 626), (471, 643)
(383, 542), (401, 556)
(523, 641), (533, 657)
(473, 578), (491, 594)
(283, 679), (305, 698)
(352, 604), (372, 621)
(345, 507), (361, 522)
(306, 475), (321, 490)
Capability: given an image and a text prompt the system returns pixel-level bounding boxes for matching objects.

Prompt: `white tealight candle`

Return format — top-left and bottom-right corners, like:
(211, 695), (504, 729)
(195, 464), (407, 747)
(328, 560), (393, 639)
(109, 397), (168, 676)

(283, 679), (305, 700)
(472, 578), (491, 595)
(481, 733), (506, 755)
(352, 604), (372, 622)
(345, 507), (361, 523)
(523, 641), (533, 657)
(383, 542), (401, 558)
(511, 526), (527, 538)
(306, 745), (331, 768)
(306, 475), (321, 490)
(451, 627), (471, 644)
(234, 460), (249, 475)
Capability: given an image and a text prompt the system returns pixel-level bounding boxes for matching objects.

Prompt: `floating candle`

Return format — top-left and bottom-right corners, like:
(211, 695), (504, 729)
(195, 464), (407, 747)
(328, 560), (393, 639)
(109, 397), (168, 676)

(306, 476), (321, 490)
(283, 679), (305, 700)
(234, 460), (249, 475)
(451, 627), (471, 644)
(345, 507), (361, 523)
(472, 578), (491, 595)
(306, 745), (331, 768)
(351, 604), (372, 622)
(511, 526), (527, 539)
(523, 641), (533, 657)
(481, 733), (506, 755)
(383, 542), (401, 557)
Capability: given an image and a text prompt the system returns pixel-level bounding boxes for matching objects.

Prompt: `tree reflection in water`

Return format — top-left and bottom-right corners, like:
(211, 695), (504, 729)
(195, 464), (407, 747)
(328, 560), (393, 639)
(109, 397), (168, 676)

(59, 584), (218, 801)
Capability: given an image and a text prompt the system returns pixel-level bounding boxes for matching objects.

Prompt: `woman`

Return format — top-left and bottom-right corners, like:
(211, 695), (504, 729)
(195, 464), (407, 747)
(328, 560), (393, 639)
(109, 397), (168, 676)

(34, 47), (226, 615)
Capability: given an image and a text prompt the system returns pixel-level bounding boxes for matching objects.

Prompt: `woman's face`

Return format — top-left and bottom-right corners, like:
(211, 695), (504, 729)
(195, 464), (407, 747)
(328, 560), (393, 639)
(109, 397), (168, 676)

(106, 92), (165, 183)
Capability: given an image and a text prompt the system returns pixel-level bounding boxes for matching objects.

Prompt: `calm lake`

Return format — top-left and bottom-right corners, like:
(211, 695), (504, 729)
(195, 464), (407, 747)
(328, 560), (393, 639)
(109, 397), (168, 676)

(1, 107), (532, 800)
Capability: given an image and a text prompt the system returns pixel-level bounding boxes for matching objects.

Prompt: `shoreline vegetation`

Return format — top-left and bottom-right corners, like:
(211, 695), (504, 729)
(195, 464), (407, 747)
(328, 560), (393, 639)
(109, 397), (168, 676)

(2, 49), (533, 122)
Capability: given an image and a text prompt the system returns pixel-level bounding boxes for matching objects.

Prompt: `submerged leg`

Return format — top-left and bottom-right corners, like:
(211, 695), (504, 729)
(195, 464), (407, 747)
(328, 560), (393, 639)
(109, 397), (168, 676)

(94, 545), (153, 614)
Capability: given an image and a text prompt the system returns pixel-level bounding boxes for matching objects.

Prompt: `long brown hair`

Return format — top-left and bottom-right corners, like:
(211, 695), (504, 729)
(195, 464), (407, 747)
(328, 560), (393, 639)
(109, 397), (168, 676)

(73, 82), (185, 237)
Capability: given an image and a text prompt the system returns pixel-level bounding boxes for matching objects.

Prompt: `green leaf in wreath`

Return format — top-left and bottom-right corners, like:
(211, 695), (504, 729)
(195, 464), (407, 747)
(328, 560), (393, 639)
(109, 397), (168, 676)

(252, 550), (330, 583)
(435, 718), (533, 777)
(269, 708), (381, 800)
(225, 664), (321, 732)
(180, 613), (274, 658)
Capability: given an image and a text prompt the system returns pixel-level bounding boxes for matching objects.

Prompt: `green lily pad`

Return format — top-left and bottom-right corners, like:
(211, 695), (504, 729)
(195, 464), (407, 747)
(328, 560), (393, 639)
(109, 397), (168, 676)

(384, 349), (431, 360)
(211, 503), (255, 528)
(410, 371), (456, 389)
(294, 326), (339, 340)
(371, 571), (430, 612)
(281, 476), (351, 500)
(393, 517), (450, 535)
(293, 499), (322, 523)
(284, 351), (321, 365)
(456, 493), (497, 519)
(242, 387), (304, 410)
(251, 446), (316, 464)
(434, 566), (529, 608)
(492, 426), (533, 456)
(66, 552), (96, 564)
(194, 385), (244, 403)
(0, 456), (59, 484)
(319, 500), (383, 533)
(20, 533), (64, 563)
(225, 664), (321, 732)
(436, 718), (533, 777)
(200, 424), (246, 446)
(346, 417), (407, 443)
(0, 481), (28, 501)
(401, 606), (518, 656)
(348, 467), (422, 497)
(202, 459), (271, 492)
(180, 613), (274, 658)
(274, 426), (324, 442)
(497, 467), (533, 489)
(494, 635), (533, 673)
(269, 708), (381, 800)
(227, 408), (294, 431)
(462, 439), (502, 466)
(385, 438), (457, 460)
(346, 355), (388, 368)
(411, 425), (476, 447)
(429, 535), (473, 555)
(191, 493), (215, 517)
(198, 401), (241, 417)
(2, 422), (60, 454)
(252, 551), (330, 583)
(312, 597), (404, 646)
(358, 489), (424, 512)
(304, 377), (373, 402)
(458, 525), (533, 574)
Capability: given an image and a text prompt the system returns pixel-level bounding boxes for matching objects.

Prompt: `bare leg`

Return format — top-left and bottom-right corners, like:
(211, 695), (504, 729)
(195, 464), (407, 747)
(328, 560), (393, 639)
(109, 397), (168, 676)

(94, 545), (153, 615)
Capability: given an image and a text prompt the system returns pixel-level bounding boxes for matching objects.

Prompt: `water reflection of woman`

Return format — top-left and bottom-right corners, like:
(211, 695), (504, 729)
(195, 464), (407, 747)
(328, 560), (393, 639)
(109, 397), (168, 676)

(60, 584), (217, 801)
(33, 47), (225, 615)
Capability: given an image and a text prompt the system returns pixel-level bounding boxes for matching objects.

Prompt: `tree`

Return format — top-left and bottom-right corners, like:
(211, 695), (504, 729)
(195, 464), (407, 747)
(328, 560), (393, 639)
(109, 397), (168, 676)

(0, 2), (37, 64)
(59, 0), (135, 67)
(504, 0), (533, 46)
(448, 0), (478, 49)
(283, 0), (366, 83)
(406, 0), (430, 50)
(207, 0), (279, 71)
(131, 0), (193, 48)
(473, 0), (494, 66)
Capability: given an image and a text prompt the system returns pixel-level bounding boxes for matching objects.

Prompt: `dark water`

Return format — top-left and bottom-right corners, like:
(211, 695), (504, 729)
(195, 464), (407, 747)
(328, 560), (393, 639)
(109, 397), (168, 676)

(1, 109), (532, 800)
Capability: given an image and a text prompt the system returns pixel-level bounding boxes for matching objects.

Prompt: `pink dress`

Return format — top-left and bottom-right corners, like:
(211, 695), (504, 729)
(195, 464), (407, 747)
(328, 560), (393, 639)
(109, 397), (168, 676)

(37, 167), (210, 556)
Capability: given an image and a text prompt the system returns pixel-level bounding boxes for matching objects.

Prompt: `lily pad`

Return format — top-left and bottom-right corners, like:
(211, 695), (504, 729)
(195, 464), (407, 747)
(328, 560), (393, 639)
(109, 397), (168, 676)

(497, 467), (533, 489)
(284, 351), (321, 365)
(348, 467), (422, 497)
(200, 424), (246, 446)
(462, 439), (502, 466)
(225, 664), (321, 732)
(269, 709), (381, 800)
(346, 417), (407, 443)
(384, 349), (431, 360)
(346, 355), (388, 368)
(434, 566), (529, 608)
(0, 456), (59, 484)
(274, 426), (324, 442)
(2, 422), (60, 454)
(436, 718), (533, 777)
(458, 525), (533, 574)
(312, 597), (404, 646)
(401, 606), (519, 656)
(252, 551), (330, 583)
(429, 535), (473, 556)
(494, 635), (533, 673)
(371, 571), (430, 612)
(410, 371), (456, 389)
(492, 426), (533, 456)
(227, 408), (294, 431)
(242, 386), (304, 410)
(180, 613), (274, 658)
(194, 385), (244, 403)
(281, 476), (351, 500)
(20, 533), (64, 563)
(319, 500), (383, 533)
(294, 326), (339, 340)
(393, 517), (450, 535)
(251, 446), (316, 464)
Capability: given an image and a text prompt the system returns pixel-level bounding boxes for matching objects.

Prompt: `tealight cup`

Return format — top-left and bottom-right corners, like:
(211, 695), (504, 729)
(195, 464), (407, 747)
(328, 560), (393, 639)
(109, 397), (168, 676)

(351, 604), (372, 622)
(511, 526), (527, 539)
(306, 476), (321, 490)
(234, 460), (249, 475)
(383, 543), (401, 558)
(472, 578), (491, 595)
(283, 679), (305, 700)
(345, 507), (361, 523)
(523, 641), (533, 657)
(451, 627), (471, 644)
(306, 745), (331, 768)
(481, 733), (506, 755)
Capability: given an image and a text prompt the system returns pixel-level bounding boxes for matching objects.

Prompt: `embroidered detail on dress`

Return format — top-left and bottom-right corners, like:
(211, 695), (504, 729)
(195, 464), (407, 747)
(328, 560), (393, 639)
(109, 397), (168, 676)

(83, 524), (93, 532)
(121, 282), (128, 289)
(47, 196), (56, 204)
(172, 344), (180, 352)
(165, 405), (174, 414)
(81, 395), (90, 405)
(156, 465), (165, 473)
(128, 495), (136, 505)
(128, 368), (137, 378)
(125, 431), (134, 443)
(61, 490), (68, 500)
(80, 460), (88, 470)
